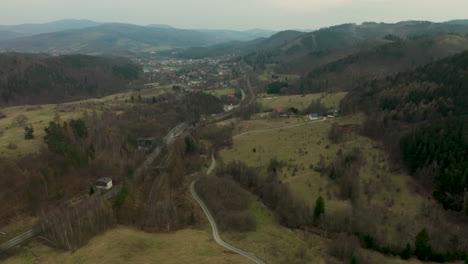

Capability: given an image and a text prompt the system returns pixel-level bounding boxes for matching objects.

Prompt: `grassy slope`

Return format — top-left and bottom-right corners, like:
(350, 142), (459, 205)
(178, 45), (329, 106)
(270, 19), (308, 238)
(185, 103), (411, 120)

(203, 88), (236, 97)
(3, 227), (247, 264)
(221, 100), (461, 253)
(258, 92), (347, 111)
(0, 86), (170, 158)
(223, 195), (327, 264)
(221, 113), (463, 262)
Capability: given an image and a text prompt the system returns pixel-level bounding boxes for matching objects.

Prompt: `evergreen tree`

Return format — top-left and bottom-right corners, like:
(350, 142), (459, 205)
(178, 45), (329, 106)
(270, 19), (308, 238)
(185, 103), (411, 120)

(414, 229), (432, 261)
(24, 125), (34, 139)
(313, 196), (325, 224)
(400, 243), (412, 260)
(89, 186), (94, 195)
(350, 256), (358, 264)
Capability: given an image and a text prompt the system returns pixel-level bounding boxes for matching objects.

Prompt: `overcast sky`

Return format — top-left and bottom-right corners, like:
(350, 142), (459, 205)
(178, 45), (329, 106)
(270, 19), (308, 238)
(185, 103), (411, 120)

(1, 0), (467, 30)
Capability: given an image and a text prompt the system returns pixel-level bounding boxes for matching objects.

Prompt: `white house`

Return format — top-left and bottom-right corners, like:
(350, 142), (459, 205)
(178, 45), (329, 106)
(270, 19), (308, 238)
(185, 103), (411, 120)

(95, 177), (113, 190)
(309, 113), (319, 120)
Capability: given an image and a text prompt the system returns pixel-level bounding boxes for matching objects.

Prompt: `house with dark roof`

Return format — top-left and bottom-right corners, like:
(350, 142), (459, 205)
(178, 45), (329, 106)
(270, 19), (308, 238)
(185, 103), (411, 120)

(95, 177), (113, 190)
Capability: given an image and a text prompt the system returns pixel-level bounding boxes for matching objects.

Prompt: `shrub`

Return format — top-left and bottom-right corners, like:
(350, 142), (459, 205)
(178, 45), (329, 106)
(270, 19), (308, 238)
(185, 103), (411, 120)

(24, 126), (34, 139)
(6, 142), (17, 149)
(414, 229), (432, 261)
(400, 243), (412, 260)
(313, 196), (325, 225)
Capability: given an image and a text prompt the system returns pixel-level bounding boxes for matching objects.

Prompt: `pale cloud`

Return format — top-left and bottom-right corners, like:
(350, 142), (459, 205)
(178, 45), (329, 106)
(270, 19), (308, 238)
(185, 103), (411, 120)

(262, 0), (351, 13)
(0, 0), (466, 30)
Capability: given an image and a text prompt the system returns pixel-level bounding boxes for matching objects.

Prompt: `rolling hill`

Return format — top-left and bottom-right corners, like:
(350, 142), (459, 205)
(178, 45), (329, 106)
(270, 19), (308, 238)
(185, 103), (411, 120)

(240, 21), (468, 68)
(0, 54), (142, 105)
(0, 22), (275, 55)
(0, 19), (103, 41)
(291, 34), (468, 93)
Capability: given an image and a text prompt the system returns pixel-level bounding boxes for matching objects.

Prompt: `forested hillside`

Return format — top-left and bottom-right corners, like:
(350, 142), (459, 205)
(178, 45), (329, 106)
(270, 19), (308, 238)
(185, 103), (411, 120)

(0, 54), (142, 105)
(341, 51), (468, 212)
(243, 21), (468, 69)
(293, 34), (468, 93)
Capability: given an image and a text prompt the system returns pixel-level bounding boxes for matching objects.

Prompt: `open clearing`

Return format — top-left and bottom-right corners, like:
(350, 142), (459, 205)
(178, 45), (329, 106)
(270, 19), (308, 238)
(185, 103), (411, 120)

(3, 227), (246, 264)
(220, 112), (455, 248)
(0, 86), (170, 158)
(258, 92), (347, 111)
(222, 195), (327, 264)
(204, 88), (236, 97)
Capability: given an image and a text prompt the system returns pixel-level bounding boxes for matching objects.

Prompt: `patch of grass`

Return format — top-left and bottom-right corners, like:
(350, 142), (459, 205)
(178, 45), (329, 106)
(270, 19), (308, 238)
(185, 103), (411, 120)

(259, 92), (348, 111)
(0, 105), (81, 158)
(2, 227), (247, 264)
(221, 114), (445, 248)
(223, 196), (326, 264)
(203, 88), (236, 97)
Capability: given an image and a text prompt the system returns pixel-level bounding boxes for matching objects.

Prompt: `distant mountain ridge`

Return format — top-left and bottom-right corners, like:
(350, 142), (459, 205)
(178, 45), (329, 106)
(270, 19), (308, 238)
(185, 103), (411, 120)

(0, 19), (103, 37)
(0, 20), (276, 54)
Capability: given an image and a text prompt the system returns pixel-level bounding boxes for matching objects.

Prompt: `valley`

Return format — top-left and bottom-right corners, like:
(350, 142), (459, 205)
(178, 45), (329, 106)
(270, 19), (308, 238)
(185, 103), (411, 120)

(1, 16), (468, 264)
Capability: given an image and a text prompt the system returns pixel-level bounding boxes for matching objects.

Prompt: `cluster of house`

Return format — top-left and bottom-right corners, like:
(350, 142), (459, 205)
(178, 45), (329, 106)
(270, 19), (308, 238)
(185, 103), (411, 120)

(309, 110), (340, 120)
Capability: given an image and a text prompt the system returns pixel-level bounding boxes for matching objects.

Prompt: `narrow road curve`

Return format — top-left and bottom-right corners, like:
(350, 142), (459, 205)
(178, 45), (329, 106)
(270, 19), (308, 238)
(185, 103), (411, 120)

(190, 155), (266, 264)
(190, 182), (266, 264)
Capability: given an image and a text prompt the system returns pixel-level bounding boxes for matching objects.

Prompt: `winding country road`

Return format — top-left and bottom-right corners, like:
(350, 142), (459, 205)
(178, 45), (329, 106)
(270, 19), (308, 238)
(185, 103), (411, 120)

(190, 155), (266, 264)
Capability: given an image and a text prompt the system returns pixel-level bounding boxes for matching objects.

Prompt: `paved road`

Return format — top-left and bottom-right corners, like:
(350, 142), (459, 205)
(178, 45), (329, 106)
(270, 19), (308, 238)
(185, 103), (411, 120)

(190, 156), (266, 264)
(0, 63), (252, 253)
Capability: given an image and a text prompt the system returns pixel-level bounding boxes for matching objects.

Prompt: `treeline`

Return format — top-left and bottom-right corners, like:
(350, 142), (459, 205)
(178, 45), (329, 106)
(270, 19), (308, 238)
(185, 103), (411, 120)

(0, 54), (142, 105)
(358, 228), (468, 263)
(341, 50), (468, 212)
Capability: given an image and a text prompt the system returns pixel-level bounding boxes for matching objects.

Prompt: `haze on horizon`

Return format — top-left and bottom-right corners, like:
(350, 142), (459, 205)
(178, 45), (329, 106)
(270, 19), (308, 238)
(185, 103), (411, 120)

(1, 0), (467, 31)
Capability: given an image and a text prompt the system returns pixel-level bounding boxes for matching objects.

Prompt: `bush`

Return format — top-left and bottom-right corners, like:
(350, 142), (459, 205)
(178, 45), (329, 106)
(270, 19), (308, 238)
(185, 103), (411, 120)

(414, 229), (432, 261)
(11, 114), (28, 127)
(6, 143), (17, 149)
(24, 126), (34, 139)
(400, 243), (412, 260)
(313, 196), (325, 225)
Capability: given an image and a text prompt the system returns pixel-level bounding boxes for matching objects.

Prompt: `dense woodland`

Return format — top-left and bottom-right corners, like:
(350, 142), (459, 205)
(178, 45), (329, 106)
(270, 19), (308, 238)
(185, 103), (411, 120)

(0, 54), (142, 105)
(342, 51), (468, 213)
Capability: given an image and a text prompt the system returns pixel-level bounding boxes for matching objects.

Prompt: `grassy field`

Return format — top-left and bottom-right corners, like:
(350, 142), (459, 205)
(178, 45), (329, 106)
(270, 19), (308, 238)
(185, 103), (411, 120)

(0, 104), (82, 158)
(258, 73), (300, 82)
(0, 86), (171, 159)
(258, 92), (348, 111)
(203, 88), (236, 97)
(3, 227), (247, 264)
(221, 118), (341, 205)
(223, 195), (327, 264)
(220, 113), (452, 248)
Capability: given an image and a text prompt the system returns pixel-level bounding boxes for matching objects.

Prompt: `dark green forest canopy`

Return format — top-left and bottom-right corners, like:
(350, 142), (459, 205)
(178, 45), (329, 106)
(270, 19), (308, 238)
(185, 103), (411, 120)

(341, 51), (468, 211)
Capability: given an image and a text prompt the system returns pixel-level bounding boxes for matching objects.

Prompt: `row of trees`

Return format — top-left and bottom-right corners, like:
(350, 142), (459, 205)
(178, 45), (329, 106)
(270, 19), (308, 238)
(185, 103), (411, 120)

(359, 229), (468, 263)
(216, 159), (318, 229)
